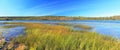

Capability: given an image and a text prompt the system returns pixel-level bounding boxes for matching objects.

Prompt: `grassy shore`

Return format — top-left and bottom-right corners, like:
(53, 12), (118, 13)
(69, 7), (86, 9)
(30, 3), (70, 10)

(4, 22), (120, 50)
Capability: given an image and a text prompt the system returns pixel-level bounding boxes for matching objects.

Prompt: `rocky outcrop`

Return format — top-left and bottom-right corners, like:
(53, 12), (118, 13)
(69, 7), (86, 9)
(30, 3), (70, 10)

(0, 37), (6, 49)
(2, 42), (26, 50)
(14, 43), (26, 50)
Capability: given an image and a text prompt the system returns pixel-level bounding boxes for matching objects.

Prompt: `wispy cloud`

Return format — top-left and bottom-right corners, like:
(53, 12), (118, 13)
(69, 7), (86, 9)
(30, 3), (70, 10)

(0, 0), (120, 17)
(24, 0), (68, 16)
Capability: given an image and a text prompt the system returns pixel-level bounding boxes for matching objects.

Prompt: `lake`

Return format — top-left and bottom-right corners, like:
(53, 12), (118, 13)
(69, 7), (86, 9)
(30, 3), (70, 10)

(0, 20), (120, 41)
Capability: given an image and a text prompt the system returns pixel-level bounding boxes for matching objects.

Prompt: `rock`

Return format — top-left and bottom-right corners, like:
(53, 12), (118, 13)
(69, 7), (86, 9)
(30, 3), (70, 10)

(0, 37), (5, 48)
(14, 42), (26, 50)
(15, 44), (26, 50)
(7, 42), (14, 50)
(2, 42), (26, 50)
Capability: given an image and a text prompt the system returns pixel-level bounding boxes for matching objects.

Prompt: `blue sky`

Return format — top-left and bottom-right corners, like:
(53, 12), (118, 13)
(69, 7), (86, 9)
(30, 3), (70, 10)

(0, 0), (120, 17)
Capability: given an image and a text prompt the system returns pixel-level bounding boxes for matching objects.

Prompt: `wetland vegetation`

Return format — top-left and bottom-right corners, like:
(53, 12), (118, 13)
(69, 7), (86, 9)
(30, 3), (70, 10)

(1, 22), (119, 50)
(0, 16), (120, 50)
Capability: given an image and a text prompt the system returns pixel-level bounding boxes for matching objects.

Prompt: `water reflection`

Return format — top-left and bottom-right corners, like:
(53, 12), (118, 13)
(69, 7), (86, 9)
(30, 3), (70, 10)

(1, 26), (25, 42)
(0, 20), (120, 39)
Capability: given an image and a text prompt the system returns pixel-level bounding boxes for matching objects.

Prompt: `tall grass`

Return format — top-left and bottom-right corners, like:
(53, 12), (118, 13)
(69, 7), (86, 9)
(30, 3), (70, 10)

(6, 23), (120, 50)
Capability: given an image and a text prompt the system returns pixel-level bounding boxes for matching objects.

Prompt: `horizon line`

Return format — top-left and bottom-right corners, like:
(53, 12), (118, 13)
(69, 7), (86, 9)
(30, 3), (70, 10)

(0, 15), (119, 17)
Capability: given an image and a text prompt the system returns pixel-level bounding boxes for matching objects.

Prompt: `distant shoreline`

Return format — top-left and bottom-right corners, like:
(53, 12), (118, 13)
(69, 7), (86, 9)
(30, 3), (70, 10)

(0, 16), (120, 20)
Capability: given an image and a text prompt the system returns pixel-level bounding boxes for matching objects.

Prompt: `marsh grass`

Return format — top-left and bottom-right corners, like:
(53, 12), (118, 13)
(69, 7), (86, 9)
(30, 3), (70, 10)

(74, 24), (92, 30)
(2, 25), (19, 28)
(56, 22), (92, 30)
(5, 22), (120, 50)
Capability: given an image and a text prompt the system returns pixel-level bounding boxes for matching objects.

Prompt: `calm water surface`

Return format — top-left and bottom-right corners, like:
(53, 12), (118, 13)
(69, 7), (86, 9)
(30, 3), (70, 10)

(0, 20), (120, 40)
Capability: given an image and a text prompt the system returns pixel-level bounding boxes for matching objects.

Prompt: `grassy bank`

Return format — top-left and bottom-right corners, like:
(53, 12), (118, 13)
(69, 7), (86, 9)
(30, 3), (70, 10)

(5, 22), (120, 50)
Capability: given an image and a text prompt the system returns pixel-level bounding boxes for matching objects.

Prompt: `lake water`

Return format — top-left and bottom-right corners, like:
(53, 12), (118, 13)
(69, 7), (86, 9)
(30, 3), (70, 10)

(0, 20), (120, 40)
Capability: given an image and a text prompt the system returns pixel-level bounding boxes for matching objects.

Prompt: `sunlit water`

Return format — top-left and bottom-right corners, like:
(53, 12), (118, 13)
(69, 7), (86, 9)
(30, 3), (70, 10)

(0, 25), (25, 42)
(0, 20), (120, 41)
